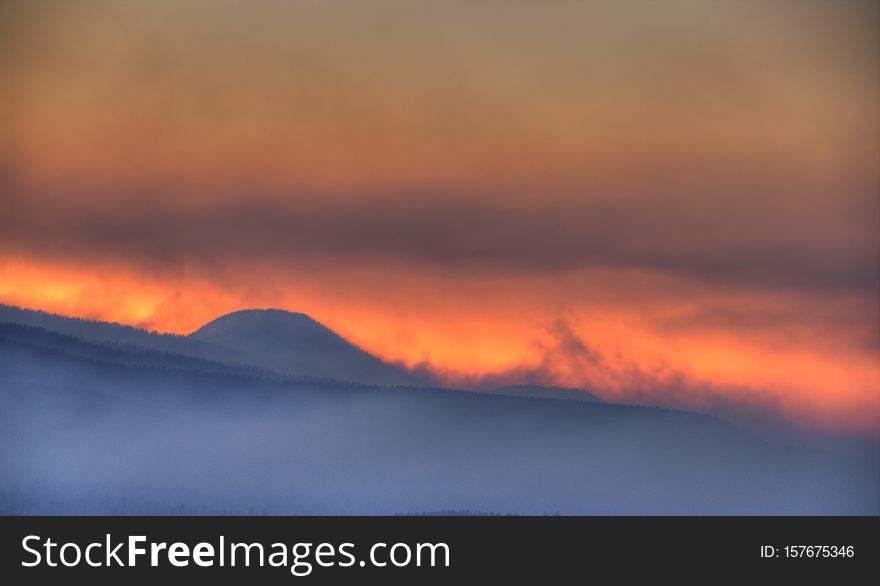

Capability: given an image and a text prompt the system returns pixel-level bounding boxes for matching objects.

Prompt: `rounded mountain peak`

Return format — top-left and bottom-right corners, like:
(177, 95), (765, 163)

(189, 308), (421, 386)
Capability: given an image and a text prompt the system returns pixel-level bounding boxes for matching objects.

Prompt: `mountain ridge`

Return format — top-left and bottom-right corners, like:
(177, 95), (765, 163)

(0, 304), (423, 386)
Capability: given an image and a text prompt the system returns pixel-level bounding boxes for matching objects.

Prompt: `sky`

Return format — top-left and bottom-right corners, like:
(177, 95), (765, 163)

(1, 0), (878, 434)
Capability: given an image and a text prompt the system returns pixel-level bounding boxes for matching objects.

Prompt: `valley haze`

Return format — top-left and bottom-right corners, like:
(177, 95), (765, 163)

(1, 304), (876, 515)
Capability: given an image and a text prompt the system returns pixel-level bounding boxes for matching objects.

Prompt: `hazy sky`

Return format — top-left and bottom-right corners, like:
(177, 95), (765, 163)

(1, 0), (878, 433)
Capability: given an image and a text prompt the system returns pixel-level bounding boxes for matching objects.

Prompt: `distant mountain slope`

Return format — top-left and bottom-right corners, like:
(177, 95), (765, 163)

(189, 309), (423, 385)
(1, 323), (877, 515)
(0, 304), (216, 355)
(491, 384), (602, 403)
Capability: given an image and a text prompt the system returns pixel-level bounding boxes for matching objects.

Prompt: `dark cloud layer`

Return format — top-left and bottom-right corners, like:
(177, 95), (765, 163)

(2, 182), (877, 296)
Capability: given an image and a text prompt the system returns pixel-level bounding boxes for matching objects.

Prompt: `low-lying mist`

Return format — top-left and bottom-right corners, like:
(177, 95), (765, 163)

(2, 326), (877, 515)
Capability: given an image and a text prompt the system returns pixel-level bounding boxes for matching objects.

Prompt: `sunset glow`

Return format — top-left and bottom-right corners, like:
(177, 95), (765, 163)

(1, 0), (878, 434)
